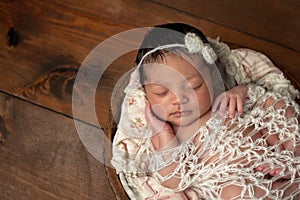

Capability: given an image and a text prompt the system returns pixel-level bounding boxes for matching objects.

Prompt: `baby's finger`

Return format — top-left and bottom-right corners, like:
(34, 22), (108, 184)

(228, 98), (236, 118)
(145, 102), (153, 123)
(255, 164), (270, 174)
(212, 93), (224, 112)
(219, 94), (229, 115)
(145, 103), (158, 130)
(236, 96), (244, 115)
(269, 168), (282, 176)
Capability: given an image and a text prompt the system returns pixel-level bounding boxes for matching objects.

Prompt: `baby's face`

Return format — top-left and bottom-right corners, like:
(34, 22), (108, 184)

(143, 54), (213, 128)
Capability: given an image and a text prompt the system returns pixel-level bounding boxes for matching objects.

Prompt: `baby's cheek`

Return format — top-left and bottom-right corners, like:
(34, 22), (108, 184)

(151, 104), (168, 120)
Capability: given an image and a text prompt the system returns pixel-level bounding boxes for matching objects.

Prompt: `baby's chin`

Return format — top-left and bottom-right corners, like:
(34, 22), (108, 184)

(169, 118), (200, 129)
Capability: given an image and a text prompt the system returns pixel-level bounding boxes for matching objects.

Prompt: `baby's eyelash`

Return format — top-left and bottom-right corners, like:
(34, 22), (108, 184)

(155, 91), (168, 96)
(193, 84), (202, 89)
(187, 83), (203, 90)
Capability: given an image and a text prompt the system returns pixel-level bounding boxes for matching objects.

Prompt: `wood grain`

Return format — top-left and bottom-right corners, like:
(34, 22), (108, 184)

(154, 0), (300, 52)
(0, 115), (10, 144)
(0, 92), (115, 200)
(0, 1), (299, 199)
(0, 0), (299, 128)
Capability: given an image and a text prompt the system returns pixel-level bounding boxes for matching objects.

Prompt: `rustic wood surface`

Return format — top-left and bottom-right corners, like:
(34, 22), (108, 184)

(0, 0), (299, 199)
(0, 92), (115, 200)
(154, 0), (300, 51)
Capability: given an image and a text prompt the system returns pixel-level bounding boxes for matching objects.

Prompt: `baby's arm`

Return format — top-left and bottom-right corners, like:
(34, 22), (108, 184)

(145, 103), (181, 189)
(146, 102), (178, 150)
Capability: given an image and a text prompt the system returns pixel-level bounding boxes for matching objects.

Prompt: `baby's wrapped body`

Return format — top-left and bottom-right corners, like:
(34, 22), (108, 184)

(111, 23), (300, 199)
(148, 85), (300, 199)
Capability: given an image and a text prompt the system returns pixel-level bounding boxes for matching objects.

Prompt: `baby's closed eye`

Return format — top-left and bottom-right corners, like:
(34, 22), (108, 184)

(154, 90), (169, 96)
(185, 81), (203, 90)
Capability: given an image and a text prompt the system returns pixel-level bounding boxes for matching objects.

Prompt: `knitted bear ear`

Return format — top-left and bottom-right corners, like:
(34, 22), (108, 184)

(184, 32), (217, 64)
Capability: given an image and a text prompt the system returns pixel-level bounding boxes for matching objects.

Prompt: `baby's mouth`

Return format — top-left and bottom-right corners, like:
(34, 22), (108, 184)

(171, 110), (192, 117)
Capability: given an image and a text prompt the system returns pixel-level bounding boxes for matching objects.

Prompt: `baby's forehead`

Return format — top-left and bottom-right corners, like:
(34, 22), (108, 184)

(142, 53), (207, 78)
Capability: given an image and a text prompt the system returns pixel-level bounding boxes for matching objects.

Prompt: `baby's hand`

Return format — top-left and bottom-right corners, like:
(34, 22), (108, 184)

(145, 102), (176, 150)
(212, 85), (248, 118)
(145, 102), (173, 135)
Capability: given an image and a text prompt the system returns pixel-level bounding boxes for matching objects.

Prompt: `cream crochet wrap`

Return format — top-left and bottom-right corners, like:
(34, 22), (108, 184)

(111, 39), (300, 199)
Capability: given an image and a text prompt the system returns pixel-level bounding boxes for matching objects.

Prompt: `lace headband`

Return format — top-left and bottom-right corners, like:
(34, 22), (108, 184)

(136, 32), (218, 70)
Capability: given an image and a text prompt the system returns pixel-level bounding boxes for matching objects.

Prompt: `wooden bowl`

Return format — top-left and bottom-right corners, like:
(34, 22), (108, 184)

(104, 45), (300, 200)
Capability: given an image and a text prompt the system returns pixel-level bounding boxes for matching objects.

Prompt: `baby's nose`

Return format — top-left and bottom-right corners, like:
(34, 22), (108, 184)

(172, 91), (189, 104)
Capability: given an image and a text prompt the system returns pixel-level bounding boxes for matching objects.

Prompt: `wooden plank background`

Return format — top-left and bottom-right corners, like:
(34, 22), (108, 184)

(0, 0), (299, 199)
